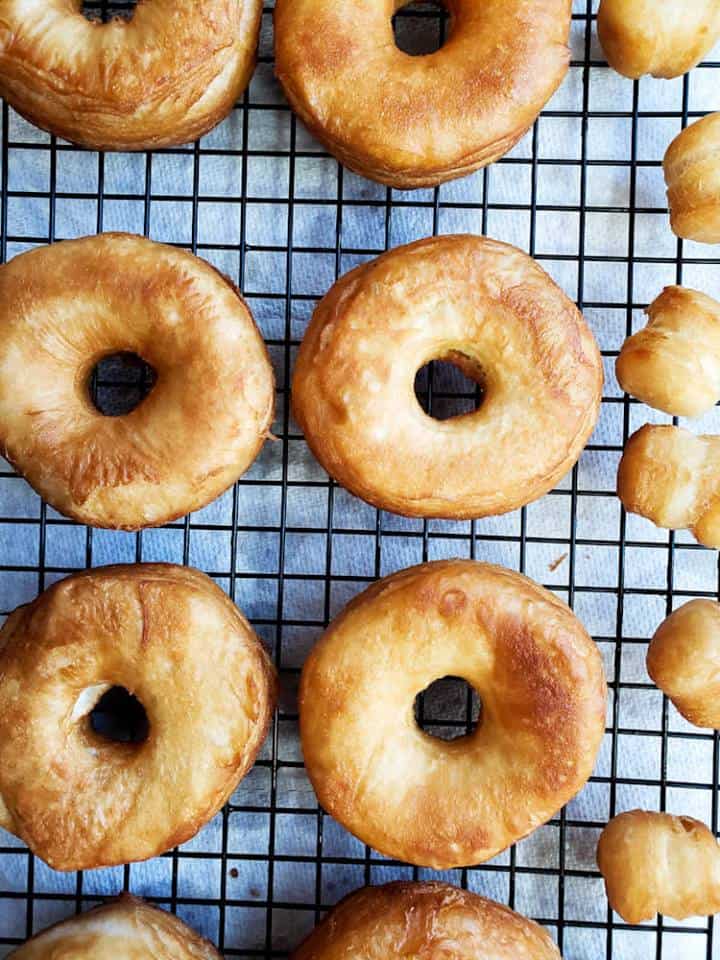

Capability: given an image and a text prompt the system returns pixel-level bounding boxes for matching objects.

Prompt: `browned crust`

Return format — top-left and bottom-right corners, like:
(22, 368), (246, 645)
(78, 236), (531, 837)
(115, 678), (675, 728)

(0, 564), (277, 871)
(274, 0), (571, 189)
(0, 0), (263, 150)
(292, 234), (603, 520)
(299, 560), (607, 869)
(291, 881), (561, 959)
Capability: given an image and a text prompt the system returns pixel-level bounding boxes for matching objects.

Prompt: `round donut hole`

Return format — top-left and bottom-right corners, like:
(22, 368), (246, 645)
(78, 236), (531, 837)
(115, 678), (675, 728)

(414, 675), (482, 741)
(82, 0), (136, 22)
(89, 686), (149, 745)
(88, 352), (157, 417)
(393, 1), (450, 56)
(414, 353), (486, 421)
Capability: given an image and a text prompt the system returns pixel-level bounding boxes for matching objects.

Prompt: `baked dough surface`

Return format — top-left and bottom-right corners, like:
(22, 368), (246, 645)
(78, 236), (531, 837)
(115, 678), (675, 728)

(299, 560), (607, 869)
(0, 0), (262, 150)
(0, 564), (277, 871)
(274, 0), (571, 188)
(292, 235), (603, 519)
(0, 233), (275, 530)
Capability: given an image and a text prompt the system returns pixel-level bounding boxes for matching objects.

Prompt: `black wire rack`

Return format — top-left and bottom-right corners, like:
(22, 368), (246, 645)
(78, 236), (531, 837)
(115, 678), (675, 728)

(1, 1), (720, 957)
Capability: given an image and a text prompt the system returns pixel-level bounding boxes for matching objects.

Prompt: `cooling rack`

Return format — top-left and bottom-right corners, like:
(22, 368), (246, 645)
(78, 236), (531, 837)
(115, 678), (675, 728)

(1, 1), (720, 957)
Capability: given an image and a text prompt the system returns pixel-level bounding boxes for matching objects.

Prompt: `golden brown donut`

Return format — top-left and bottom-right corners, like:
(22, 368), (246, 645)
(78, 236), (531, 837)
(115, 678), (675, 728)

(0, 563), (277, 871)
(0, 233), (274, 530)
(292, 235), (602, 520)
(616, 286), (720, 417)
(598, 0), (720, 79)
(617, 424), (720, 548)
(664, 113), (720, 243)
(299, 560), (607, 869)
(274, 0), (571, 189)
(647, 599), (720, 728)
(0, 0), (262, 150)
(597, 810), (720, 924)
(292, 882), (561, 960)
(10, 894), (221, 959)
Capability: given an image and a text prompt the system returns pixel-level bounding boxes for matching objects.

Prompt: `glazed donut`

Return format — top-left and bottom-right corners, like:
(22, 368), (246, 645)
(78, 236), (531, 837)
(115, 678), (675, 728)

(664, 113), (720, 244)
(598, 0), (720, 79)
(0, 0), (262, 150)
(274, 0), (571, 189)
(299, 560), (607, 869)
(616, 286), (720, 417)
(0, 233), (274, 530)
(617, 424), (720, 548)
(292, 882), (561, 960)
(292, 235), (603, 520)
(10, 894), (220, 959)
(597, 810), (720, 923)
(0, 563), (277, 871)
(647, 599), (720, 729)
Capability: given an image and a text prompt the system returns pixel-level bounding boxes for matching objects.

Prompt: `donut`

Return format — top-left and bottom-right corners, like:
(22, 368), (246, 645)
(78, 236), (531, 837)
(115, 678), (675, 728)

(292, 235), (603, 520)
(617, 424), (720, 548)
(0, 0), (262, 150)
(616, 286), (720, 417)
(0, 233), (274, 530)
(647, 599), (720, 729)
(0, 563), (277, 871)
(664, 113), (720, 243)
(274, 0), (571, 189)
(299, 560), (607, 869)
(598, 0), (720, 79)
(292, 882), (561, 960)
(10, 894), (220, 959)
(597, 810), (720, 923)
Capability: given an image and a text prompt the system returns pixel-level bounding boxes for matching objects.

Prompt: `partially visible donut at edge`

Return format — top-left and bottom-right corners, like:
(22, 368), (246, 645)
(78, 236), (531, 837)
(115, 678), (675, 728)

(0, 563), (277, 871)
(0, 233), (275, 530)
(292, 234), (603, 520)
(0, 0), (263, 150)
(274, 0), (572, 188)
(292, 882), (562, 960)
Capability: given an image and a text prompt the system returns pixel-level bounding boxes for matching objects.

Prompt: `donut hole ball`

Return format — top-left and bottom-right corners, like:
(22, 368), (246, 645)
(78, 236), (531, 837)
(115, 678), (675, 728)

(87, 685), (150, 746)
(89, 351), (157, 418)
(392, 1), (449, 56)
(414, 351), (487, 421)
(413, 674), (482, 741)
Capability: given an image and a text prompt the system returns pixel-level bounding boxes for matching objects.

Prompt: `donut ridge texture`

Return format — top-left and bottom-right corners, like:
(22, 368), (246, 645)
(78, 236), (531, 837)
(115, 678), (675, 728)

(299, 559), (607, 869)
(274, 0), (571, 188)
(0, 233), (275, 530)
(292, 234), (603, 520)
(0, 563), (277, 871)
(0, 0), (262, 150)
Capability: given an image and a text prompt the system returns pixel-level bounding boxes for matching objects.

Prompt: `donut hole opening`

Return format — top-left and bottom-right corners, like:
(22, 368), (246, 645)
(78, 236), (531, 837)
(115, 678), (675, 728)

(89, 687), (149, 745)
(414, 352), (486, 420)
(393, 1), (450, 56)
(414, 676), (481, 741)
(89, 352), (157, 416)
(82, 0), (137, 22)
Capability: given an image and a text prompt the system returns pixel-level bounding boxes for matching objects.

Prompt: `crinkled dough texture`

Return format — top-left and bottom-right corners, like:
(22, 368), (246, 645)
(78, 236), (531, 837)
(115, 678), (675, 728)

(597, 811), (720, 923)
(0, 233), (275, 530)
(664, 112), (720, 243)
(299, 560), (607, 869)
(292, 882), (561, 960)
(274, 0), (571, 188)
(617, 424), (720, 548)
(598, 0), (720, 79)
(0, 0), (262, 150)
(292, 235), (603, 519)
(0, 564), (277, 871)
(10, 895), (221, 959)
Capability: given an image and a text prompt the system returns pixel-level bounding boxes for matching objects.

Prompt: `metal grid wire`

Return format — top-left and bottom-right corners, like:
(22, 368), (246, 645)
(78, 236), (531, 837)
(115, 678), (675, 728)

(1, 1), (720, 957)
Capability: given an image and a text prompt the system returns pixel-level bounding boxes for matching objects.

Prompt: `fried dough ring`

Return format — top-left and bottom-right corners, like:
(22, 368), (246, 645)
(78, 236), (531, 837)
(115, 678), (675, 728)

(0, 0), (262, 150)
(0, 564), (277, 871)
(299, 560), (607, 869)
